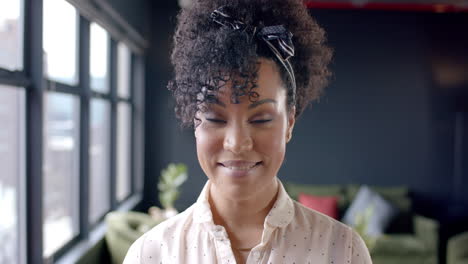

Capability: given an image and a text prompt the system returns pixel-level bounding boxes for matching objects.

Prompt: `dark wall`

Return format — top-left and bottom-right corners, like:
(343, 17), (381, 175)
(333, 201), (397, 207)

(142, 1), (180, 210)
(106, 0), (150, 37)
(284, 10), (468, 217)
(144, 7), (468, 217)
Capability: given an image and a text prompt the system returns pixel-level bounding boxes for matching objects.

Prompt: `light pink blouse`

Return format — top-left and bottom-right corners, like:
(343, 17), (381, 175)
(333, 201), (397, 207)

(124, 179), (372, 264)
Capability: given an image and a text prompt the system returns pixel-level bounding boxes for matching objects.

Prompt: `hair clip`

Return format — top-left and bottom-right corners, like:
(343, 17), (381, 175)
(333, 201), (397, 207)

(210, 6), (246, 31)
(257, 25), (295, 61)
(210, 7), (297, 102)
(258, 25), (296, 99)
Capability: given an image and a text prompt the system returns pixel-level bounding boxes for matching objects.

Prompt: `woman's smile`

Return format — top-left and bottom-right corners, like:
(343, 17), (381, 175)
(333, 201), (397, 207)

(218, 160), (263, 178)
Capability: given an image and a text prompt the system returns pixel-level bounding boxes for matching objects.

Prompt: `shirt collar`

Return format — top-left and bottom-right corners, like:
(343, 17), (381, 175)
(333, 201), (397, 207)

(193, 178), (295, 228)
(265, 179), (295, 228)
(193, 181), (214, 224)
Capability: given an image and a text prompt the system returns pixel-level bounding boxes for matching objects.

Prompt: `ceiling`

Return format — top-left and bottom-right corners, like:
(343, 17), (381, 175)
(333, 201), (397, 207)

(305, 0), (468, 12)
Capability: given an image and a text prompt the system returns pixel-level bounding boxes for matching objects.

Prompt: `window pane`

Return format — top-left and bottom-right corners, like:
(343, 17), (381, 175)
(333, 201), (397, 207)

(117, 43), (131, 98)
(43, 0), (77, 85)
(0, 0), (23, 70)
(89, 99), (110, 223)
(90, 23), (109, 93)
(116, 103), (131, 201)
(43, 92), (80, 257)
(0, 85), (25, 263)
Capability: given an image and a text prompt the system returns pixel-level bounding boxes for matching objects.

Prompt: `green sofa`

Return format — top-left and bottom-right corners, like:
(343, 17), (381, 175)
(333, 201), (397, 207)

(285, 182), (439, 264)
(76, 211), (160, 264)
(447, 231), (468, 264)
(105, 211), (161, 264)
(76, 237), (112, 264)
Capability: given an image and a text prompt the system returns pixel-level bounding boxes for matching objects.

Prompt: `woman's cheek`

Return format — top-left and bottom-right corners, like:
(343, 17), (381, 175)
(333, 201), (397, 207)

(256, 127), (286, 157)
(195, 125), (223, 157)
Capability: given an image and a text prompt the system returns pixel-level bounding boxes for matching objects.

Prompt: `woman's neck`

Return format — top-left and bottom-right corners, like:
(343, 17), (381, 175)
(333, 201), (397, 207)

(208, 178), (279, 230)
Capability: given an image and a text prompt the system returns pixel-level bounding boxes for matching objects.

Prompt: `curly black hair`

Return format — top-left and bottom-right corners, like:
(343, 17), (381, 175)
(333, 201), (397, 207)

(168, 0), (332, 127)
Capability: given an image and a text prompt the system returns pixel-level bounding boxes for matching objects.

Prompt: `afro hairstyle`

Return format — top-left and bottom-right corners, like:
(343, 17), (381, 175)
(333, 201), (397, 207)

(168, 0), (333, 127)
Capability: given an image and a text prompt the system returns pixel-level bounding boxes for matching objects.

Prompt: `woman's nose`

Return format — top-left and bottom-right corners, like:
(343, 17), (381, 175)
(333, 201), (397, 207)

(223, 122), (253, 154)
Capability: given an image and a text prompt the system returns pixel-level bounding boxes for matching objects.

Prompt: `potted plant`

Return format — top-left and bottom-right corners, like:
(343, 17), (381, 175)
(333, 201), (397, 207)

(149, 163), (188, 221)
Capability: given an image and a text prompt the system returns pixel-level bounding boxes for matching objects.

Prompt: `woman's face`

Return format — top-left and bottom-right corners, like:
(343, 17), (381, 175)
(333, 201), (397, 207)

(194, 58), (295, 201)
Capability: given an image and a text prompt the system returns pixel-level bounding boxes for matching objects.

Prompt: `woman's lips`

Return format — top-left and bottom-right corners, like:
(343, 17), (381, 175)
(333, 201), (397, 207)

(218, 160), (262, 178)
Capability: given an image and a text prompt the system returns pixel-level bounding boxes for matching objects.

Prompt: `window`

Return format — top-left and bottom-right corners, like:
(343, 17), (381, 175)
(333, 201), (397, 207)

(117, 102), (132, 201)
(89, 99), (111, 223)
(90, 22), (110, 93)
(116, 41), (133, 202)
(117, 43), (131, 98)
(0, 85), (25, 264)
(0, 0), (145, 261)
(43, 0), (78, 85)
(43, 93), (80, 258)
(0, 0), (23, 71)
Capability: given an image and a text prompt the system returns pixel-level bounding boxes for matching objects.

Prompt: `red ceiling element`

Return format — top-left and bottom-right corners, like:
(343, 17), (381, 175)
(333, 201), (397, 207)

(305, 1), (468, 13)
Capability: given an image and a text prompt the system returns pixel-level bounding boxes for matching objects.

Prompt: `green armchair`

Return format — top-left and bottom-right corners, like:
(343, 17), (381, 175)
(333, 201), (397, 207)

(447, 231), (468, 264)
(75, 211), (161, 264)
(285, 182), (439, 264)
(105, 211), (161, 264)
(371, 214), (438, 264)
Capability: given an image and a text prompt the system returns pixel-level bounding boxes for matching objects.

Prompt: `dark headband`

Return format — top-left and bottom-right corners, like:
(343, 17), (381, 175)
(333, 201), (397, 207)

(210, 6), (296, 103)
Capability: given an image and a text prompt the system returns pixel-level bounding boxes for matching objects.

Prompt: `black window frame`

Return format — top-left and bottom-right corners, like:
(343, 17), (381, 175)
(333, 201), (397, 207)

(0, 0), (146, 263)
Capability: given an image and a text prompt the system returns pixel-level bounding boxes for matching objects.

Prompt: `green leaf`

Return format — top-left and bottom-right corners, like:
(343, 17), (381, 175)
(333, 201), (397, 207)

(173, 172), (187, 187)
(158, 163), (188, 209)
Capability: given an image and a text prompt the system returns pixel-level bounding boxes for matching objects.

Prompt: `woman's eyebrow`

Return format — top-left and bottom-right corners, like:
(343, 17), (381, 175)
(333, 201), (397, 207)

(249, 98), (277, 109)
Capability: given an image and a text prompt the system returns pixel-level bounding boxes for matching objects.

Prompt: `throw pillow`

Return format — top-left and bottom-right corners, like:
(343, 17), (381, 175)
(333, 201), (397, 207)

(298, 193), (339, 219)
(342, 185), (398, 236)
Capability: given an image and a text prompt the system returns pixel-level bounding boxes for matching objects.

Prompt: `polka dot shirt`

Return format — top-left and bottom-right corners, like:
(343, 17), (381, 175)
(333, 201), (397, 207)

(124, 179), (372, 264)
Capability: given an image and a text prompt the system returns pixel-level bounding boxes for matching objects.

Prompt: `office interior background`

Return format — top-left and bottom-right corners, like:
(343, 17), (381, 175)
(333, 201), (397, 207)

(0, 0), (467, 263)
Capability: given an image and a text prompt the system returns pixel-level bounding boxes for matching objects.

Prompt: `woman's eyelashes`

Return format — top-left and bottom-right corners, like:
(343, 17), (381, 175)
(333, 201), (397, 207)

(204, 116), (273, 124)
(251, 119), (273, 124)
(206, 118), (226, 124)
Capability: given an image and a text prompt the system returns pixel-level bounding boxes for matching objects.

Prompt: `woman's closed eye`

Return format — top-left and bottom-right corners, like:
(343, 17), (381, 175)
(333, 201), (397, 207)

(250, 119), (273, 124)
(204, 114), (274, 125)
(206, 118), (273, 124)
(206, 118), (226, 124)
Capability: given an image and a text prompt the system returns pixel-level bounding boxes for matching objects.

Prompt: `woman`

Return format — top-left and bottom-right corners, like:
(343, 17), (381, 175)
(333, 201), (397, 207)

(124, 0), (372, 263)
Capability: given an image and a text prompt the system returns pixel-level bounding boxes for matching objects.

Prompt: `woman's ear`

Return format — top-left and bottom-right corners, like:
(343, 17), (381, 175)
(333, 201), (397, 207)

(286, 106), (296, 143)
